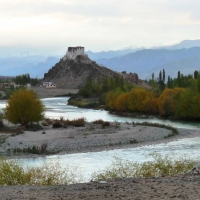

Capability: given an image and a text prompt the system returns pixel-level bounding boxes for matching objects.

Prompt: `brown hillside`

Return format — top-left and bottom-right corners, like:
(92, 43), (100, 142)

(43, 54), (149, 89)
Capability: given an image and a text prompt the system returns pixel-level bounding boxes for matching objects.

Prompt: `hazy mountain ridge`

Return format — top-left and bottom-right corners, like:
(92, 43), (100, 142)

(0, 39), (200, 79)
(86, 47), (144, 60)
(87, 39), (200, 61)
(0, 55), (59, 78)
(94, 47), (200, 80)
(153, 39), (200, 50)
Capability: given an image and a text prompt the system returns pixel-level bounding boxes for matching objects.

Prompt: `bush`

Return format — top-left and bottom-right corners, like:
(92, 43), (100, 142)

(102, 121), (110, 127)
(52, 121), (62, 128)
(93, 119), (110, 128)
(93, 119), (104, 125)
(91, 153), (195, 180)
(0, 115), (4, 129)
(0, 159), (83, 185)
(26, 123), (43, 131)
(5, 89), (44, 127)
(13, 143), (48, 155)
(64, 118), (85, 127)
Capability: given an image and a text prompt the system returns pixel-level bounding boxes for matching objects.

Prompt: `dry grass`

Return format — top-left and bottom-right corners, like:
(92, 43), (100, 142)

(92, 153), (195, 180)
(43, 118), (86, 128)
(0, 158), (83, 185)
(92, 119), (110, 128)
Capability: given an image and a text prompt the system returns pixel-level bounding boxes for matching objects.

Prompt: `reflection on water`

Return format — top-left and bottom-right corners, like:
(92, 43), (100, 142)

(42, 97), (200, 129)
(1, 97), (200, 129)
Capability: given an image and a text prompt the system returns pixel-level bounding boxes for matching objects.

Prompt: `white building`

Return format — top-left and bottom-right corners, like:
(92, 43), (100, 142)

(42, 82), (56, 88)
(46, 84), (56, 89)
(43, 82), (52, 87)
(63, 46), (85, 60)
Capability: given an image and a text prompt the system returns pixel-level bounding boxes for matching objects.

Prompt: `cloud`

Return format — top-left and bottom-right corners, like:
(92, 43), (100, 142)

(0, 0), (200, 53)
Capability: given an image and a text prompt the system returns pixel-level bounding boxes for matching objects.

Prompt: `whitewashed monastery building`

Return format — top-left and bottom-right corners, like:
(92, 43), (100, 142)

(63, 46), (86, 60)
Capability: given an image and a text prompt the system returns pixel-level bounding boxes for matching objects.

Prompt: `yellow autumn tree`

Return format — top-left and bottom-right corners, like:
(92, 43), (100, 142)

(142, 94), (159, 114)
(158, 88), (185, 116)
(127, 88), (151, 112)
(5, 89), (44, 127)
(106, 89), (123, 110)
(115, 93), (130, 111)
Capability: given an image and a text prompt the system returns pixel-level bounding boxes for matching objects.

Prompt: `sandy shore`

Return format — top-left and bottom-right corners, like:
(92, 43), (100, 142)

(0, 122), (200, 199)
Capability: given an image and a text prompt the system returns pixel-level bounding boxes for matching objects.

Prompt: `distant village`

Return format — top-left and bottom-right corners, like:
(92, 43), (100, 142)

(0, 73), (56, 91)
(0, 81), (56, 90)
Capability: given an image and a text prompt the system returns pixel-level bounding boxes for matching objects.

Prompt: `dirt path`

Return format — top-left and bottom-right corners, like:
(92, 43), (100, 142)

(32, 87), (78, 98)
(1, 174), (200, 200)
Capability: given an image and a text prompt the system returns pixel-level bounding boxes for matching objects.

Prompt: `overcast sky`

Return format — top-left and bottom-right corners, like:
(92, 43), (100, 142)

(1, 0), (200, 55)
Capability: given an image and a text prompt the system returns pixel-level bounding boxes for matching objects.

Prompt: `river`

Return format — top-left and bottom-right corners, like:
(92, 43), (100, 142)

(1, 97), (200, 182)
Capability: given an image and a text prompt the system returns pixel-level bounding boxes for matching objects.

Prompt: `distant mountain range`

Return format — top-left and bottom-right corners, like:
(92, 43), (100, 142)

(0, 55), (59, 78)
(88, 40), (200, 80)
(0, 39), (200, 79)
(86, 47), (144, 60)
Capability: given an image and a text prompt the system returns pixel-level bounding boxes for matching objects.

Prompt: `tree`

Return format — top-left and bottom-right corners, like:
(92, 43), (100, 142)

(5, 89), (44, 127)
(158, 88), (185, 117)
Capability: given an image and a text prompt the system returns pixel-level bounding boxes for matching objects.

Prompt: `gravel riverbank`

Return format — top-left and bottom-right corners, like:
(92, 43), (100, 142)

(0, 122), (199, 158)
(0, 122), (200, 199)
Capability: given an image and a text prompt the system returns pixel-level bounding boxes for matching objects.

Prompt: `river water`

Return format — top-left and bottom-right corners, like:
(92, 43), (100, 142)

(1, 97), (200, 181)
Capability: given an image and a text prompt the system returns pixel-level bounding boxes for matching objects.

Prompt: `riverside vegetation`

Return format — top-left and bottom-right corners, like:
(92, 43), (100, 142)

(0, 158), (83, 185)
(92, 154), (195, 180)
(0, 153), (195, 186)
(0, 84), (197, 186)
(69, 70), (200, 120)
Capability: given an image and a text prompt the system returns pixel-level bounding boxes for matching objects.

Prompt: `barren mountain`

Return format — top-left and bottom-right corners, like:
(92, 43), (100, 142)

(43, 54), (148, 89)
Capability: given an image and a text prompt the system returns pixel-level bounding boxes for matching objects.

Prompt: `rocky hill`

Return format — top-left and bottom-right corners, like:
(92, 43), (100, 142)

(43, 54), (148, 89)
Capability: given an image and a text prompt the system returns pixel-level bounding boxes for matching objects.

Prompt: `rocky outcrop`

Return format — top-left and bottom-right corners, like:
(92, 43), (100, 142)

(43, 55), (119, 89)
(43, 54), (149, 89)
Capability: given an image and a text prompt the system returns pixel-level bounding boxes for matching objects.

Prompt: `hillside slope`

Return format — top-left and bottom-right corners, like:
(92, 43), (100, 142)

(43, 55), (149, 89)
(43, 55), (121, 89)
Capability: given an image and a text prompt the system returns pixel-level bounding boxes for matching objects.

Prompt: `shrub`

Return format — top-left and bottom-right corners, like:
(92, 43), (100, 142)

(0, 159), (83, 185)
(5, 89), (44, 127)
(102, 121), (110, 128)
(64, 118), (85, 127)
(91, 153), (195, 180)
(93, 119), (110, 128)
(129, 139), (138, 144)
(40, 143), (48, 153)
(93, 119), (104, 125)
(26, 123), (43, 131)
(0, 114), (4, 129)
(52, 121), (62, 128)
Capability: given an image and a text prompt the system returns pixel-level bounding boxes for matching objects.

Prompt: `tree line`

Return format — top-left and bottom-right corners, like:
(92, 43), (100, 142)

(105, 69), (200, 120)
(149, 70), (200, 94)
(78, 76), (133, 100)
(79, 70), (200, 120)
(14, 74), (40, 86)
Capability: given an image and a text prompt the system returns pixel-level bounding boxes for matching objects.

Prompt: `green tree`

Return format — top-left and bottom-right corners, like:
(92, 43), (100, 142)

(5, 89), (44, 127)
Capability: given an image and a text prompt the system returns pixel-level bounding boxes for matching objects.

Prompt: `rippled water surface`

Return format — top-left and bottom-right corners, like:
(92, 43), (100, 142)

(1, 97), (200, 181)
